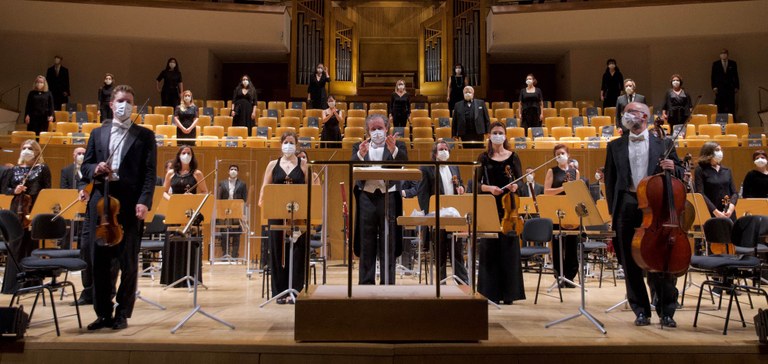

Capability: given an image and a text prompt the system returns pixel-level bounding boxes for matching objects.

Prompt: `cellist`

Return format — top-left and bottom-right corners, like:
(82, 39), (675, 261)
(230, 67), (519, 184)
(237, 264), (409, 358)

(0, 140), (51, 294)
(604, 102), (684, 328)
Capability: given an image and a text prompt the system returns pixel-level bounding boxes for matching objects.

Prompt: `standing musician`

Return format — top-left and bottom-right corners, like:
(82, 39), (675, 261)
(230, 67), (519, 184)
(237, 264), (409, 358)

(80, 85), (157, 330)
(1, 140), (51, 294)
(604, 102), (684, 328)
(543, 144), (579, 288)
(693, 142), (737, 223)
(217, 164), (247, 259)
(517, 167), (544, 199)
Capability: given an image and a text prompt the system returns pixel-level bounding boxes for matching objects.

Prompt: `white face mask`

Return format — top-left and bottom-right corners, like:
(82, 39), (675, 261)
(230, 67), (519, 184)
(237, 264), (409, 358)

(105, 79), (112, 85)
(317, 68), (323, 74)
(113, 101), (133, 122)
(490, 134), (505, 145)
(76, 154), (84, 165)
(755, 158), (767, 168)
(595, 172), (602, 181)
(556, 154), (569, 164)
(282, 142), (296, 156)
(20, 149), (34, 162)
(608, 64), (616, 69)
(464, 93), (472, 101)
(672, 80), (681, 88)
(328, 101), (336, 108)
(436, 150), (450, 161)
(625, 86), (634, 95)
(526, 79), (533, 86)
(455, 68), (461, 74)
(370, 129), (386, 145)
(526, 174), (534, 183)
(713, 150), (724, 163)
(242, 80), (249, 87)
(229, 169), (238, 178)
(397, 84), (405, 90)
(621, 112), (642, 131)
(184, 96), (192, 103)
(169, 62), (176, 69)
(179, 153), (192, 165)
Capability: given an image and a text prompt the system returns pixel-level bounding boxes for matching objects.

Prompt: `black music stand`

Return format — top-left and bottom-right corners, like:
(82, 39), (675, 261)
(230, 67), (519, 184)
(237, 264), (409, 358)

(536, 195), (581, 292)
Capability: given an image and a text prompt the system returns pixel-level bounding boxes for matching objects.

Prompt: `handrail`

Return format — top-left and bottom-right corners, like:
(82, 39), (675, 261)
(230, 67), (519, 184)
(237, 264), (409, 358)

(0, 84), (21, 98)
(492, 0), (748, 14)
(38, 0), (286, 14)
(0, 84), (22, 114)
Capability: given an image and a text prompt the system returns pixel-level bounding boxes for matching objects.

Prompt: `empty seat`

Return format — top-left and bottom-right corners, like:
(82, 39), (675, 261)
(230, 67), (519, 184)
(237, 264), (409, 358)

(305, 109), (323, 119)
(227, 126), (249, 139)
(559, 107), (579, 120)
(281, 116), (301, 130)
(544, 117), (565, 128)
(698, 124), (723, 138)
(550, 126), (572, 140)
(725, 123), (748, 138)
(542, 108), (557, 119)
(257, 117), (278, 136)
(410, 109), (429, 119)
(154, 106), (174, 117)
(574, 126), (597, 139)
(431, 109), (450, 119)
(714, 134), (739, 147)
(689, 114), (709, 127)
(411, 117), (432, 128)
(348, 109), (366, 118)
(344, 127), (365, 139)
(346, 117), (366, 128)
(203, 126), (225, 139)
(55, 122), (79, 135)
(492, 102), (510, 111)
(494, 108), (516, 120)
(284, 109), (303, 119)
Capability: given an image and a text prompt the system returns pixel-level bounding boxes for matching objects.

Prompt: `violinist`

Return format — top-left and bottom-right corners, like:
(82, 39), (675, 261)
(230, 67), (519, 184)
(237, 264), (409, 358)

(1, 140), (51, 294)
(604, 102), (683, 328)
(477, 121), (525, 304)
(543, 144), (579, 288)
(517, 167), (544, 198)
(415, 140), (468, 284)
(161, 146), (208, 288)
(741, 150), (768, 198)
(589, 167), (605, 202)
(694, 142), (737, 223)
(81, 85), (157, 330)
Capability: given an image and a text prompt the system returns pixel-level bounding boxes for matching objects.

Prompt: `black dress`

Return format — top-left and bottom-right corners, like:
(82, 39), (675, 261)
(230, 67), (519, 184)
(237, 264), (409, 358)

(160, 172), (204, 287)
(232, 87), (256, 135)
(519, 88), (543, 129)
(448, 75), (466, 113)
(175, 105), (198, 146)
(24, 90), (55, 135)
(307, 74), (329, 109)
(1, 164), (51, 294)
(742, 170), (768, 198)
(601, 70), (624, 108)
(320, 111), (342, 148)
(478, 152), (526, 303)
(268, 158), (307, 297)
(662, 89), (692, 127)
(156, 70), (183, 107)
(97, 84), (114, 122)
(389, 92), (411, 128)
(694, 164), (738, 222)
(549, 166), (579, 282)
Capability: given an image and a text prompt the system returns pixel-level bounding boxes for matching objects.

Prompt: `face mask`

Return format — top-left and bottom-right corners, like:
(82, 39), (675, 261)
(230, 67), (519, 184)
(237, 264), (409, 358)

(105, 79), (112, 85)
(556, 154), (569, 164)
(595, 172), (602, 181)
(282, 142), (296, 156)
(526, 79), (533, 86)
(328, 101), (335, 108)
(455, 68), (461, 74)
(621, 112), (642, 131)
(36, 82), (44, 89)
(464, 93), (472, 101)
(625, 86), (634, 95)
(113, 101), (133, 122)
(370, 129), (386, 145)
(76, 154), (84, 165)
(20, 149), (34, 162)
(755, 158), (767, 168)
(242, 80), (249, 87)
(720, 53), (727, 61)
(713, 150), (723, 163)
(184, 96), (192, 102)
(436, 150), (450, 161)
(672, 80), (681, 88)
(490, 134), (505, 145)
(179, 153), (192, 165)
(169, 62), (176, 69)
(526, 174), (534, 183)
(398, 84), (405, 90)
(608, 64), (616, 69)
(229, 169), (238, 178)
(317, 68), (323, 74)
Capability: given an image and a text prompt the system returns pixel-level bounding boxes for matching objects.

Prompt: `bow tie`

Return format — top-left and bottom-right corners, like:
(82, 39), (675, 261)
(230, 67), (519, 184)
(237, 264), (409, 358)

(113, 121), (130, 130)
(630, 134), (645, 143)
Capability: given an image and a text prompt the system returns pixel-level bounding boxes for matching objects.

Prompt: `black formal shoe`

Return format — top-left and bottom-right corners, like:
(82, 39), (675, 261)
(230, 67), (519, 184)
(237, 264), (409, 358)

(276, 297), (287, 305)
(661, 316), (677, 328)
(112, 315), (128, 330)
(87, 317), (113, 331)
(634, 313), (651, 326)
(70, 297), (92, 306)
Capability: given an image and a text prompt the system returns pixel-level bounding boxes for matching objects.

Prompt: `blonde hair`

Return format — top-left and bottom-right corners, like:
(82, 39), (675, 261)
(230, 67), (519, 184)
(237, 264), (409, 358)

(33, 75), (49, 92)
(18, 139), (44, 165)
(394, 79), (406, 92)
(179, 90), (194, 112)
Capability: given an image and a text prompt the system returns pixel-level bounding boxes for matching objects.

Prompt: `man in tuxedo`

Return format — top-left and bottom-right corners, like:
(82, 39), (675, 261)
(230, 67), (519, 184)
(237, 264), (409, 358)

(56, 147), (86, 250)
(517, 167), (544, 198)
(217, 164), (248, 258)
(451, 86), (490, 149)
(351, 114), (408, 284)
(615, 79), (646, 132)
(80, 85), (157, 330)
(46, 55), (70, 109)
(604, 102), (684, 328)
(711, 48), (739, 115)
(416, 140), (468, 284)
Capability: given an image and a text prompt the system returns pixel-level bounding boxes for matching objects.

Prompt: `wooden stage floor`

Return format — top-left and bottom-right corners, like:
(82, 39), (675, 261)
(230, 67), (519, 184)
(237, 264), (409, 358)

(0, 262), (765, 363)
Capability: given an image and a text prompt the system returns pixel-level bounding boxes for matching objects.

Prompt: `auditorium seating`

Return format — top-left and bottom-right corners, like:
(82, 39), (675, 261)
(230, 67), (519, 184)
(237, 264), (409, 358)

(55, 122), (79, 135)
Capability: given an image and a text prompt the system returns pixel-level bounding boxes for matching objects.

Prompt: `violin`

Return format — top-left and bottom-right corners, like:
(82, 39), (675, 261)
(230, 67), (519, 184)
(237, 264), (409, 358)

(11, 141), (50, 228)
(500, 165), (523, 236)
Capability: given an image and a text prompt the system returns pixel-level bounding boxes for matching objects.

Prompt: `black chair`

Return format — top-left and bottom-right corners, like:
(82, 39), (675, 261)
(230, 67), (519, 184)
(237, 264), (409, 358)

(731, 215), (768, 308)
(309, 226), (325, 285)
(30, 215), (82, 301)
(140, 214), (166, 281)
(693, 217), (767, 335)
(520, 218), (561, 304)
(0, 211), (86, 336)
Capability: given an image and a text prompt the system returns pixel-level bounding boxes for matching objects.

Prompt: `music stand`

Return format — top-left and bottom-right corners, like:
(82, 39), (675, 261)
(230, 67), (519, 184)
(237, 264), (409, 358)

(169, 193), (235, 333)
(164, 194), (214, 291)
(259, 184), (322, 307)
(545, 180), (608, 334)
(517, 196), (536, 218)
(536, 195), (581, 290)
(213, 199), (246, 264)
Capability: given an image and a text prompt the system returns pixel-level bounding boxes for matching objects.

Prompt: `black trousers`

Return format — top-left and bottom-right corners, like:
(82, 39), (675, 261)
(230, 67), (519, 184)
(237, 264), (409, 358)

(268, 220), (306, 296)
(78, 216), (117, 302)
(358, 191), (398, 285)
(715, 90), (736, 115)
(218, 219), (241, 258)
(552, 227), (579, 281)
(614, 192), (678, 318)
(92, 217), (142, 319)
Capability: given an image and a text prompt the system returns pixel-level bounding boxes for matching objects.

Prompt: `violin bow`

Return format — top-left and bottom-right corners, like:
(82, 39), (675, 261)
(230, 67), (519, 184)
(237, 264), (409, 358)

(184, 167), (218, 194)
(501, 156), (558, 191)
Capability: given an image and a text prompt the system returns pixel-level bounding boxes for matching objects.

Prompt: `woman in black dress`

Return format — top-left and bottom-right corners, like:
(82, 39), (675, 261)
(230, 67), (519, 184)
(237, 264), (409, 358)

(320, 95), (343, 148)
(662, 74), (693, 127)
(1, 140), (51, 294)
(518, 74), (544, 130)
(600, 59), (624, 108)
(447, 63), (468, 113)
(174, 90), (199, 146)
(307, 63), (330, 110)
(742, 150), (768, 198)
(694, 142), (737, 223)
(477, 122), (525, 304)
(24, 75), (55, 135)
(259, 131), (308, 304)
(156, 57), (183, 107)
(389, 80), (411, 128)
(231, 74), (257, 135)
(97, 73), (114, 122)
(161, 146), (208, 287)
(543, 144), (580, 287)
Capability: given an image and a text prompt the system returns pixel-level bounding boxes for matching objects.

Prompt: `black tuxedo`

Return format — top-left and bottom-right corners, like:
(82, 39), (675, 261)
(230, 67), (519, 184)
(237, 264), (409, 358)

(711, 59), (739, 114)
(351, 140), (408, 284)
(46, 65), (70, 108)
(80, 120), (157, 320)
(517, 181), (544, 198)
(218, 179), (248, 200)
(589, 182), (604, 202)
(60, 163), (85, 189)
(452, 99), (490, 148)
(615, 93), (646, 129)
(604, 132), (684, 319)
(217, 179), (248, 258)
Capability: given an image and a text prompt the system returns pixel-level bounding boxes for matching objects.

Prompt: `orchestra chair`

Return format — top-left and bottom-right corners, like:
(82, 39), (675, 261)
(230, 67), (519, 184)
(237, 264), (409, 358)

(349, 102), (367, 111)
(368, 109), (387, 117)
(698, 124), (723, 138)
(533, 139), (557, 150)
(85, 104), (99, 117)
(54, 110), (70, 123)
(203, 126), (225, 139)
(494, 108), (515, 120)
(411, 127), (433, 140)
(299, 127), (320, 140)
(81, 123), (100, 135)
(411, 117), (432, 128)
(492, 101), (510, 111)
(143, 114), (166, 127)
(575, 100), (594, 110)
(574, 126), (597, 139)
(344, 127), (365, 140)
(197, 135), (220, 147)
(689, 114), (709, 127)
(281, 116), (301, 130)
(267, 101), (286, 112)
(244, 137), (267, 148)
(11, 131), (36, 144)
(274, 127), (297, 138)
(603, 107), (616, 124)
(227, 126), (249, 139)
(725, 123), (748, 139)
(554, 101), (573, 112)
(257, 117), (278, 136)
(206, 100), (225, 110)
(345, 116), (366, 129)
(433, 127), (451, 141)
(550, 126), (572, 140)
(713, 134), (739, 147)
(335, 102), (347, 111)
(684, 136), (709, 148)
(55, 122), (79, 135)
(39, 132), (65, 145)
(154, 106), (173, 118)
(431, 109), (450, 119)
(369, 102), (387, 110)
(347, 109), (366, 118)
(693, 104), (718, 119)
(410, 109), (429, 119)
(284, 109), (303, 119)
(341, 137), (362, 149)
(140, 214), (166, 281)
(431, 102), (448, 110)
(305, 109), (323, 119)
(520, 218), (561, 304)
(590, 116), (612, 129)
(256, 101), (267, 111)
(506, 127), (525, 139)
(559, 107), (579, 120)
(138, 124), (154, 132)
(219, 107), (232, 117)
(544, 117), (565, 128)
(559, 136), (583, 149)
(542, 108), (557, 119)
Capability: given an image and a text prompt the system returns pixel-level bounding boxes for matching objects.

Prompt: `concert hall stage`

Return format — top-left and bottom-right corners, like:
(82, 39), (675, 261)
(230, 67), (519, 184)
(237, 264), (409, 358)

(0, 263), (764, 363)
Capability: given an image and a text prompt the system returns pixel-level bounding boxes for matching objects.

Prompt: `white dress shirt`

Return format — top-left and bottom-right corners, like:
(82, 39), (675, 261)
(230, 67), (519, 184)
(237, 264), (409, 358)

(439, 166), (455, 196)
(108, 120), (130, 180)
(228, 179), (236, 200)
(628, 129), (650, 192)
(361, 142), (399, 194)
